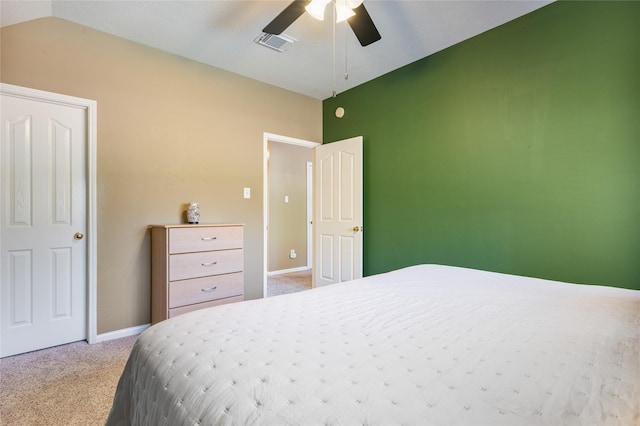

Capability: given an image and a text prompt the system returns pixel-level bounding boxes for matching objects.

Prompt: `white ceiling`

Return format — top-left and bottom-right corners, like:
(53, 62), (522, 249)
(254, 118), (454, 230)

(1, 0), (553, 100)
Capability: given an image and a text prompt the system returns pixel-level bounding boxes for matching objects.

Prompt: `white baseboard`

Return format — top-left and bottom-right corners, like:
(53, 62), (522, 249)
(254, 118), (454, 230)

(268, 266), (311, 276)
(94, 323), (150, 343)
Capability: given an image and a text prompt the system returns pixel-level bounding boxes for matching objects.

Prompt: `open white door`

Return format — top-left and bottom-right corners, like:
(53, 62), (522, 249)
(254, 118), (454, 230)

(1, 87), (90, 357)
(313, 136), (363, 287)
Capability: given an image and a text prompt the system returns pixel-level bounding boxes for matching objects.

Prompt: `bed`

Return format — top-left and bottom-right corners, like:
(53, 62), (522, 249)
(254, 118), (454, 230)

(106, 264), (640, 425)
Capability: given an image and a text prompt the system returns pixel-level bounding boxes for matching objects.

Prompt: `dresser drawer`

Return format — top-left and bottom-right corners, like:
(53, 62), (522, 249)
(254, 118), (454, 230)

(168, 295), (244, 319)
(169, 226), (243, 254)
(168, 272), (243, 308)
(169, 249), (243, 281)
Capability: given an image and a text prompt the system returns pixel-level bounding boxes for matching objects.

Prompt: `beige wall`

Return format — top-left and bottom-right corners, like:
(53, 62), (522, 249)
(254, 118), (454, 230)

(267, 142), (312, 272)
(0, 18), (322, 334)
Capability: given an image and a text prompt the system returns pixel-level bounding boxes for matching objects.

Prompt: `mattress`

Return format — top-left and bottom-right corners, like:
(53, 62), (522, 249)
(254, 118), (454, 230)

(107, 264), (640, 425)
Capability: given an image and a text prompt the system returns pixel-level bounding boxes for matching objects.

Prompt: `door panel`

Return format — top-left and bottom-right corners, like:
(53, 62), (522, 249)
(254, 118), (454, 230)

(313, 136), (363, 287)
(8, 250), (32, 326)
(320, 234), (334, 281)
(340, 235), (355, 282)
(1, 93), (87, 357)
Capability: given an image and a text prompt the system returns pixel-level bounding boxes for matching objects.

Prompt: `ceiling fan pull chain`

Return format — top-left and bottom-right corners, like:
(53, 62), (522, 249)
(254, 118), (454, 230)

(344, 20), (349, 81)
(332, 0), (337, 97)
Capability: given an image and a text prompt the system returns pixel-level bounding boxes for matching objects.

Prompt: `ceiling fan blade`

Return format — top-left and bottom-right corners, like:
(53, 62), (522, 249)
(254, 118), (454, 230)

(347, 3), (381, 47)
(263, 0), (311, 35)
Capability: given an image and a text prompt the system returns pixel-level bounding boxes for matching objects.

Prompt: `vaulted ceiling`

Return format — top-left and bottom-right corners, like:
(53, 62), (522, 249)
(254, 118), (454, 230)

(1, 1), (553, 99)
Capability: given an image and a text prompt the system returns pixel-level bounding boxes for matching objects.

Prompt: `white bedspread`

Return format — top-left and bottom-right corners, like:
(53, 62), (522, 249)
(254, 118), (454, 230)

(107, 264), (640, 425)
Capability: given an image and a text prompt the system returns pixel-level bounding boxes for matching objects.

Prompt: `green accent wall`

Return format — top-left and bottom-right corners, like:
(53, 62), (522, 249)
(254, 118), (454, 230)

(323, 1), (640, 289)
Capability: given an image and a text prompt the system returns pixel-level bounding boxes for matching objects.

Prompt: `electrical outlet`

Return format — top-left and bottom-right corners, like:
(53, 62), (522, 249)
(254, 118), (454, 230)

(289, 249), (297, 259)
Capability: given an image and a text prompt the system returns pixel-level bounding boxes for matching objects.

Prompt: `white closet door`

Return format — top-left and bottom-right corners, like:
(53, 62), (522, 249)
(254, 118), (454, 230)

(1, 92), (87, 357)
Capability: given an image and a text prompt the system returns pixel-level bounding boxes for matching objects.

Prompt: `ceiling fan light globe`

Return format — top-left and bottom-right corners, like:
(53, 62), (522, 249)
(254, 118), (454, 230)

(346, 0), (364, 9)
(335, 3), (356, 22)
(306, 0), (330, 21)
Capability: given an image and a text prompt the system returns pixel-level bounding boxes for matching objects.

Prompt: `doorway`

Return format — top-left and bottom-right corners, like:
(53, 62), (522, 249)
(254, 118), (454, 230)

(263, 133), (319, 298)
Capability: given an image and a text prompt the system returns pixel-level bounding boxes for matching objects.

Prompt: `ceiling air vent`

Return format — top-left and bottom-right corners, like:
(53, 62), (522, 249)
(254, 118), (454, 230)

(254, 32), (296, 52)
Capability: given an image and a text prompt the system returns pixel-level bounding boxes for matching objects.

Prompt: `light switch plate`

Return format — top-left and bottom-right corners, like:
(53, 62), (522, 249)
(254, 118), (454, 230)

(243, 187), (251, 199)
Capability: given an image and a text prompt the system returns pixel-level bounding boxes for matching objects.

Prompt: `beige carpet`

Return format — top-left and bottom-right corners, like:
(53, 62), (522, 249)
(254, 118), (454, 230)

(0, 335), (138, 426)
(267, 269), (312, 297)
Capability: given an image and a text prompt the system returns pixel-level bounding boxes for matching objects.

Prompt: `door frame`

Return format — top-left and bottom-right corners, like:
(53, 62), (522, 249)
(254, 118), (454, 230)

(0, 83), (98, 344)
(306, 161), (313, 267)
(262, 132), (319, 297)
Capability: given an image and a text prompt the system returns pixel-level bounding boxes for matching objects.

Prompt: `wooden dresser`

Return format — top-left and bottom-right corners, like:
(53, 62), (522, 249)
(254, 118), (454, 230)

(150, 224), (244, 324)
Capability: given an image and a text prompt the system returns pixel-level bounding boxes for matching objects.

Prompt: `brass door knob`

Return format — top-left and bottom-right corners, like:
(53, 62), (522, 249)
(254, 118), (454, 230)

(74, 232), (84, 240)
(353, 226), (363, 232)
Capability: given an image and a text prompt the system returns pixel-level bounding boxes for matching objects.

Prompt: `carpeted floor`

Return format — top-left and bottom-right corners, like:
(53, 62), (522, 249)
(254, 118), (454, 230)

(0, 335), (138, 426)
(267, 269), (312, 297)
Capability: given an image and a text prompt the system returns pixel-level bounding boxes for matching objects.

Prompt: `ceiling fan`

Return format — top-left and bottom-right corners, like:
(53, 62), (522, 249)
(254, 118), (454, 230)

(263, 0), (382, 47)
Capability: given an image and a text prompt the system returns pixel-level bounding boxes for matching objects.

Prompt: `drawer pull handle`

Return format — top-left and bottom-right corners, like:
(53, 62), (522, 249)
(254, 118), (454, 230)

(201, 237), (217, 241)
(201, 261), (218, 267)
(201, 286), (217, 292)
